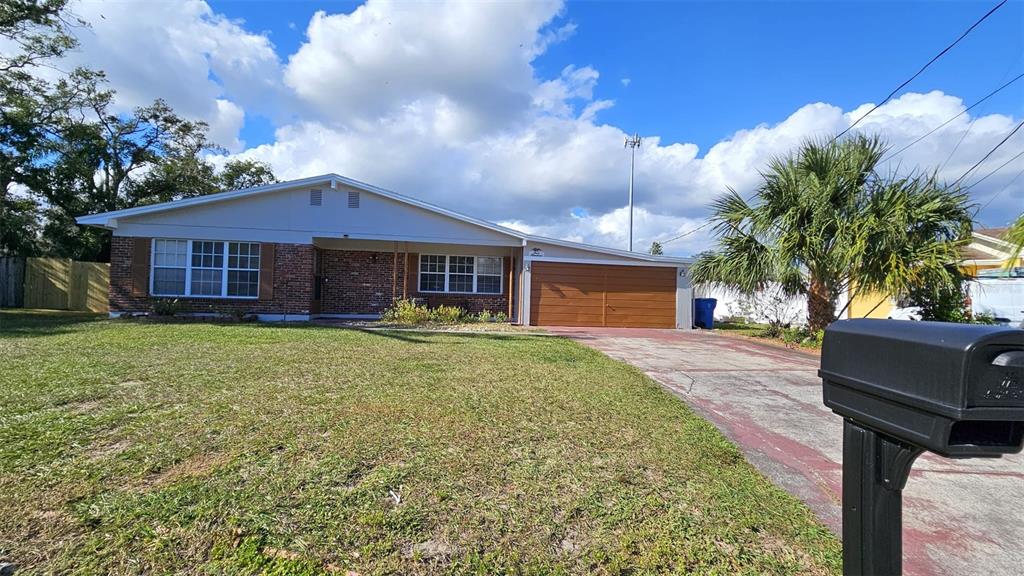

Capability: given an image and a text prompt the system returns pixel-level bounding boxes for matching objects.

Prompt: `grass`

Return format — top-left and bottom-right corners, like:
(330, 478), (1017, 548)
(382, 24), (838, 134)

(1, 309), (840, 575)
(713, 321), (824, 351)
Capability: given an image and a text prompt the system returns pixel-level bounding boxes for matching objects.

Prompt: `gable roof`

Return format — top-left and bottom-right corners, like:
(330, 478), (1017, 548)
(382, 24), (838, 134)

(76, 173), (692, 265)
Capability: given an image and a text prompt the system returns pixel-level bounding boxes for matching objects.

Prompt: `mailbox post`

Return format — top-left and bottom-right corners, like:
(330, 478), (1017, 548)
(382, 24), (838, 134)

(820, 319), (1024, 576)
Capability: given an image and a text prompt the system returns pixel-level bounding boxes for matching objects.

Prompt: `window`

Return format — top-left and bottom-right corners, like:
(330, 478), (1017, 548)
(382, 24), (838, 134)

(419, 255), (446, 292)
(150, 239), (260, 298)
(152, 239), (187, 295)
(476, 257), (502, 294)
(418, 255), (503, 294)
(190, 241), (223, 296)
(227, 242), (260, 297)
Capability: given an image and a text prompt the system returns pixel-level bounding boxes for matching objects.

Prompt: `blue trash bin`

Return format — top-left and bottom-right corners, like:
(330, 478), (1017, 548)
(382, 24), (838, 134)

(694, 298), (717, 329)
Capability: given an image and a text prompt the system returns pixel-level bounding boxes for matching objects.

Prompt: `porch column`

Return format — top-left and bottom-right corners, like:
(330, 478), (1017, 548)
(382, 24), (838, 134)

(520, 245), (532, 326)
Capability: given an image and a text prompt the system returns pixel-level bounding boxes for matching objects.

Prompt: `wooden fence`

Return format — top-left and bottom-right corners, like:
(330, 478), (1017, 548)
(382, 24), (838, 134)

(1, 257), (109, 312)
(0, 257), (25, 307)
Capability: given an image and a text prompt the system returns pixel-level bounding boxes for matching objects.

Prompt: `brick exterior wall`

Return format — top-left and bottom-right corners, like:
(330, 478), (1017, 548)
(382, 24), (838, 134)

(320, 250), (514, 316)
(109, 236), (314, 316)
(318, 248), (407, 315)
(110, 239), (515, 318)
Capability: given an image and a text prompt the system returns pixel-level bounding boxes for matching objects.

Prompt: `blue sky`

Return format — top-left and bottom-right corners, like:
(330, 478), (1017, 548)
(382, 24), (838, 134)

(66, 0), (1024, 254)
(209, 0), (1024, 154)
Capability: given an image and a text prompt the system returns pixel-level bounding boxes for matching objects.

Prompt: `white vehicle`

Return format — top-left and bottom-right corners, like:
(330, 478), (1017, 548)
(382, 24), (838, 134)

(968, 277), (1024, 328)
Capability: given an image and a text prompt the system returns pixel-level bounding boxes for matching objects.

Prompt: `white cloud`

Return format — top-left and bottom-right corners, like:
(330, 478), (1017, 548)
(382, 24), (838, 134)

(620, 77), (631, 87)
(57, 1), (1024, 254)
(283, 0), (568, 135)
(63, 0), (283, 151)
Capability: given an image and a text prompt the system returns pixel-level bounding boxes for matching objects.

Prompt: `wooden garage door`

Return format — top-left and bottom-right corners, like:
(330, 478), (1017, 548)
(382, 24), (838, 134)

(530, 262), (676, 328)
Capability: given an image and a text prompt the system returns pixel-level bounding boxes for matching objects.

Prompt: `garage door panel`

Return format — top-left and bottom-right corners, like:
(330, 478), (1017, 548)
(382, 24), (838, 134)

(530, 262), (676, 328)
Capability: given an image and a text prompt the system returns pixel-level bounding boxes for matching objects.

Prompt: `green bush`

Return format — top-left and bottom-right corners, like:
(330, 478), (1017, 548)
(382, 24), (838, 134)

(152, 298), (183, 317)
(381, 299), (469, 325)
(494, 311), (509, 323)
(381, 299), (432, 324)
(429, 305), (466, 324)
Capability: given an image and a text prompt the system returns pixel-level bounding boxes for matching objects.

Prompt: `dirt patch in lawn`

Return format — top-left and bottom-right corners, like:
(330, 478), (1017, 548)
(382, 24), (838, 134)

(146, 452), (232, 488)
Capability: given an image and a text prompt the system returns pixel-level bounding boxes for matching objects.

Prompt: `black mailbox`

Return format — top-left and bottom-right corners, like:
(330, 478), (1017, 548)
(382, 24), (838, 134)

(819, 319), (1024, 576)
(821, 319), (1024, 458)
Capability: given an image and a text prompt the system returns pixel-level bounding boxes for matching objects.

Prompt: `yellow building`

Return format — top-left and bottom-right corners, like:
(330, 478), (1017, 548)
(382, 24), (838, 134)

(845, 228), (1024, 319)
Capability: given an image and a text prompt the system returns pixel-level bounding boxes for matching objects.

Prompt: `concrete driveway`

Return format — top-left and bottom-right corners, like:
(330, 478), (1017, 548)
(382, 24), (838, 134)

(549, 327), (1024, 576)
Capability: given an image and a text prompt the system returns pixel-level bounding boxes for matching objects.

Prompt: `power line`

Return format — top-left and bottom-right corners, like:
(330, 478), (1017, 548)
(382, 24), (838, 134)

(833, 0), (1008, 142)
(880, 72), (1024, 164)
(951, 119), (1024, 186)
(940, 51), (1023, 170)
(963, 149), (1024, 191)
(977, 165), (1024, 212)
(660, 220), (715, 246)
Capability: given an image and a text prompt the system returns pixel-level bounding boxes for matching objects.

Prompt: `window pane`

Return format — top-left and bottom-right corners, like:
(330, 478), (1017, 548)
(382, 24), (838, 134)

(191, 241), (224, 268)
(477, 275), (501, 294)
(154, 239), (187, 267)
(477, 257), (501, 275)
(420, 255), (446, 274)
(190, 268), (222, 296)
(228, 270), (259, 297)
(420, 273), (445, 292)
(450, 256), (474, 274)
(449, 274), (473, 292)
(153, 268), (185, 295)
(228, 242), (260, 270)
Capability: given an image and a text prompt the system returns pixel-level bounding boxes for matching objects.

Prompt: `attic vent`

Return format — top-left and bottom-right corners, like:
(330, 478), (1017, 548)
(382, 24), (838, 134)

(309, 189), (322, 206)
(348, 190), (360, 208)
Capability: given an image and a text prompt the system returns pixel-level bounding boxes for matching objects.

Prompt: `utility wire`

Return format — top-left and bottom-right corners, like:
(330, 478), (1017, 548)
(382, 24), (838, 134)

(833, 0), (1008, 142)
(660, 0), (1011, 248)
(963, 149), (1024, 191)
(940, 51), (1023, 170)
(977, 165), (1024, 212)
(880, 72), (1024, 164)
(659, 220), (715, 246)
(951, 119), (1024, 186)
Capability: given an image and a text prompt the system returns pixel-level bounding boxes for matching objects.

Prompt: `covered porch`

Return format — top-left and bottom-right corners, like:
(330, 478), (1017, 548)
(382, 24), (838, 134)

(310, 238), (523, 321)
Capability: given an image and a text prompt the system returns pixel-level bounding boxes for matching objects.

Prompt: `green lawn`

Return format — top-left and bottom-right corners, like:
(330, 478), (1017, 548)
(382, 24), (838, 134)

(0, 310), (840, 575)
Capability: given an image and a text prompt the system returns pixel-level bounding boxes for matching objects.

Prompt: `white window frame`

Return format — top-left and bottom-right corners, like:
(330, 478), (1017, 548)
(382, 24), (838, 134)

(418, 254), (503, 295)
(150, 239), (261, 299)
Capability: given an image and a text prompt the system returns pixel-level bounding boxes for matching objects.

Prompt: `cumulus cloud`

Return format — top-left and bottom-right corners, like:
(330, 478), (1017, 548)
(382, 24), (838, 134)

(283, 0), (568, 135)
(63, 0), (283, 151)
(61, 0), (1023, 255)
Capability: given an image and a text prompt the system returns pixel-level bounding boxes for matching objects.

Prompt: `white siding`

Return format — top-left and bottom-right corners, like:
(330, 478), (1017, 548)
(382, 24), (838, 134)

(113, 184), (520, 246)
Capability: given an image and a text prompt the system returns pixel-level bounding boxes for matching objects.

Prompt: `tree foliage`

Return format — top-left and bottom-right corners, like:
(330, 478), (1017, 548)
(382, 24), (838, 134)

(691, 135), (973, 331)
(1, 0), (277, 260)
(649, 241), (663, 255)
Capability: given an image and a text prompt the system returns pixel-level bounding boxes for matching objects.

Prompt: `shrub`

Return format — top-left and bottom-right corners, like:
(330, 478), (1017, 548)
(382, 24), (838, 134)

(475, 310), (495, 323)
(152, 298), (183, 317)
(381, 299), (431, 324)
(430, 305), (467, 324)
(494, 311), (508, 323)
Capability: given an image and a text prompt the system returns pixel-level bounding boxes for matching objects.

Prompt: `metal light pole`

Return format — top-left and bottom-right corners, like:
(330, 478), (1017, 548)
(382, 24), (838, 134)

(625, 133), (642, 252)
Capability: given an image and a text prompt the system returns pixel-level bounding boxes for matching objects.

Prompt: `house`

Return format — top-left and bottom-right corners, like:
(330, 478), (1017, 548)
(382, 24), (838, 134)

(77, 174), (695, 328)
(834, 227), (1024, 320)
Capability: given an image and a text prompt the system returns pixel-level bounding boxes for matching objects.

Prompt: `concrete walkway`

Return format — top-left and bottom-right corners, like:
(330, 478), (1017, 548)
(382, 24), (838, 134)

(549, 326), (1024, 576)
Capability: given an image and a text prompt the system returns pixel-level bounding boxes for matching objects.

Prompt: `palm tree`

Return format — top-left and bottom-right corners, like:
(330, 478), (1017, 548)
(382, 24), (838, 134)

(1005, 213), (1024, 268)
(691, 135), (973, 331)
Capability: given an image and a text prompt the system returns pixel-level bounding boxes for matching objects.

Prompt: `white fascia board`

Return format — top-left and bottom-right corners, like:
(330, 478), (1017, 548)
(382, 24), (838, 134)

(968, 241), (1009, 258)
(974, 232), (1014, 249)
(524, 234), (694, 264)
(525, 256), (686, 268)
